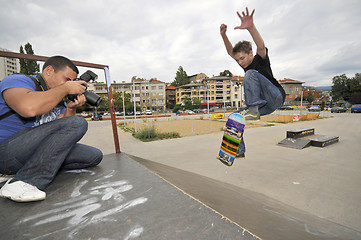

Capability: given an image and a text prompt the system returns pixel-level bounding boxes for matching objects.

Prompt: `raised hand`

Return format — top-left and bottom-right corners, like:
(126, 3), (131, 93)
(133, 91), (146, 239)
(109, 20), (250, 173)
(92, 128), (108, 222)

(234, 7), (255, 30)
(220, 24), (227, 35)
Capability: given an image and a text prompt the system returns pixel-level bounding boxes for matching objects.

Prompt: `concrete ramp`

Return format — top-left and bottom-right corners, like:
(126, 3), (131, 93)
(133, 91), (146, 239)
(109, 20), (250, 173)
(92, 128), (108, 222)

(128, 155), (361, 240)
(0, 153), (258, 240)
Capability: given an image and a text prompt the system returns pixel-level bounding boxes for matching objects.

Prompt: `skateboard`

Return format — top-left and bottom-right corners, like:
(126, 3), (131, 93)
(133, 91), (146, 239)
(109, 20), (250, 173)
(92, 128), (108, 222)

(217, 113), (245, 166)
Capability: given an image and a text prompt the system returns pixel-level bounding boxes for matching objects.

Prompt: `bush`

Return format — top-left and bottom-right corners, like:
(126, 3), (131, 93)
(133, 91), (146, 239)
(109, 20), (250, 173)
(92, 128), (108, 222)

(132, 125), (180, 142)
(173, 104), (182, 113)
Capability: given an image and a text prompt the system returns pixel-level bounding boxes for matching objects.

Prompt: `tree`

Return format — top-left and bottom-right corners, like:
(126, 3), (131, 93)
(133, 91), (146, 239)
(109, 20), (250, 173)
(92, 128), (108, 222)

(19, 43), (40, 75)
(193, 98), (202, 109)
(331, 74), (348, 101)
(306, 92), (314, 104)
(350, 92), (361, 104)
(219, 70), (233, 77)
(171, 66), (189, 87)
(173, 104), (182, 113)
(112, 91), (134, 112)
(183, 96), (193, 110)
(97, 96), (109, 112)
(349, 73), (361, 104)
(331, 73), (361, 103)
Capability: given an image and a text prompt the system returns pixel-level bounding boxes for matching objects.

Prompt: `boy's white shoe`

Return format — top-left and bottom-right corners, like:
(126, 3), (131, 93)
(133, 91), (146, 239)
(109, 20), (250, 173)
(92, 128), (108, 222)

(0, 174), (15, 183)
(0, 179), (46, 202)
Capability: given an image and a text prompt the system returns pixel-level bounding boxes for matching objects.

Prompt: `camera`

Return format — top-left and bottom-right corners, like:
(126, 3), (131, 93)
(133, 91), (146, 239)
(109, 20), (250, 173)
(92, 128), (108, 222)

(67, 70), (102, 107)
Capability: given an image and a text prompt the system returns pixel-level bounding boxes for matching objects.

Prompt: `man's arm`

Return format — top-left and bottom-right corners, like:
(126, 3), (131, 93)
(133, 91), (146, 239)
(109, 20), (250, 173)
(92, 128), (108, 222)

(3, 81), (86, 118)
(220, 24), (235, 59)
(234, 7), (266, 59)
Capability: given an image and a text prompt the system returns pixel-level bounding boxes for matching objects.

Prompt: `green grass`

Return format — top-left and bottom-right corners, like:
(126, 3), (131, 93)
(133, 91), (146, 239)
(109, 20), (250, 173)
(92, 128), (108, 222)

(132, 125), (180, 142)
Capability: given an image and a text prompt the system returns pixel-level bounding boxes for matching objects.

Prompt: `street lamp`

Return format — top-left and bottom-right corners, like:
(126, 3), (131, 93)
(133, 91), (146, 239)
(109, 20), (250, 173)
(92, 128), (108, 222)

(132, 80), (137, 132)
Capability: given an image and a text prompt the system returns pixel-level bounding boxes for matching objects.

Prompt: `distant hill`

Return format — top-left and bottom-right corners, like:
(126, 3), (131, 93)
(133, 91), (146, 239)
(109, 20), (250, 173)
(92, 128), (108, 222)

(304, 85), (332, 91)
(315, 86), (332, 91)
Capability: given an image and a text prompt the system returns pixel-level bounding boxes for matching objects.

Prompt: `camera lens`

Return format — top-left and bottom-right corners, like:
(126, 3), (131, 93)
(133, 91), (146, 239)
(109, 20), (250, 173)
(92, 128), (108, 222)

(84, 91), (102, 107)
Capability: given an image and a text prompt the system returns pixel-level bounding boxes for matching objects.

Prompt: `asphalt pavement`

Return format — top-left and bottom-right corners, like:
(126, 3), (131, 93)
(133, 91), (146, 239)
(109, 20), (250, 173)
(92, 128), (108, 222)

(80, 112), (361, 239)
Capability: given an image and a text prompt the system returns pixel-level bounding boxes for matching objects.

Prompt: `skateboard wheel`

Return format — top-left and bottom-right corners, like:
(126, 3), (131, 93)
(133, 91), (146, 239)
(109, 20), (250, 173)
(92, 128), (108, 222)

(237, 133), (242, 138)
(223, 127), (227, 131)
(216, 156), (220, 159)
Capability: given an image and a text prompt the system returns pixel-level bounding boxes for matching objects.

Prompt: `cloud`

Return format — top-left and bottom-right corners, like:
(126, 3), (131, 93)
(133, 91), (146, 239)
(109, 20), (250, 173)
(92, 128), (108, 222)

(1, 0), (360, 87)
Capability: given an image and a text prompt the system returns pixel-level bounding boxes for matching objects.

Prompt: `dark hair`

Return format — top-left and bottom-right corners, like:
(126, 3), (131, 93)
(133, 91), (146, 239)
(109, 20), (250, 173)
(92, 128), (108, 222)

(232, 41), (252, 55)
(42, 56), (79, 74)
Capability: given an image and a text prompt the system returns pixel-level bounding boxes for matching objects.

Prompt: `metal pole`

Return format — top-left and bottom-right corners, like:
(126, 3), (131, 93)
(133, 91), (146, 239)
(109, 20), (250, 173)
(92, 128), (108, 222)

(104, 67), (120, 153)
(300, 90), (303, 116)
(240, 79), (243, 109)
(122, 86), (126, 126)
(206, 81), (210, 117)
(223, 87), (226, 116)
(132, 80), (137, 132)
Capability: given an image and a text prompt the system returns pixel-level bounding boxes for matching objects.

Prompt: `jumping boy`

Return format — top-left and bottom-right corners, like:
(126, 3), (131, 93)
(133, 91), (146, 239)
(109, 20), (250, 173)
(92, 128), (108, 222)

(220, 7), (285, 158)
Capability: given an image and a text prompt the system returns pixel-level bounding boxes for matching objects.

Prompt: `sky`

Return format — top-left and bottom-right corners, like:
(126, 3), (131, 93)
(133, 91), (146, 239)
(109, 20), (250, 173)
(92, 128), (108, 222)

(1, 0), (360, 87)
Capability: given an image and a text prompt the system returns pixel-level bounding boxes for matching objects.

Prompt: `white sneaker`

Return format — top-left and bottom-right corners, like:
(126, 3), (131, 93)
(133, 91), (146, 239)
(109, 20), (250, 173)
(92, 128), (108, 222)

(0, 179), (46, 202)
(0, 174), (15, 183)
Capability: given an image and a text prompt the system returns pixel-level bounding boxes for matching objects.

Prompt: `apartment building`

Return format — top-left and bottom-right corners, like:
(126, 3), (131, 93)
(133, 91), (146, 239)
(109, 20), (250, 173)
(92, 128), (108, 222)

(175, 75), (244, 108)
(139, 79), (166, 111)
(165, 85), (176, 108)
(231, 76), (245, 109)
(0, 48), (20, 80)
(176, 82), (206, 105)
(90, 78), (166, 111)
(302, 86), (324, 102)
(279, 78), (304, 103)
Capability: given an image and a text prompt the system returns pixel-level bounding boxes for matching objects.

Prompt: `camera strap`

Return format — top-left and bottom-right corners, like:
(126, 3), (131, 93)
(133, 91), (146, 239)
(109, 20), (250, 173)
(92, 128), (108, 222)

(0, 74), (49, 123)
(33, 74), (48, 91)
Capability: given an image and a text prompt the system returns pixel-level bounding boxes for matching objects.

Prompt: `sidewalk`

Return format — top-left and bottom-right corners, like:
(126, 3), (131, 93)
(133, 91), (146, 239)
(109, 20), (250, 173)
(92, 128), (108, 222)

(80, 114), (361, 235)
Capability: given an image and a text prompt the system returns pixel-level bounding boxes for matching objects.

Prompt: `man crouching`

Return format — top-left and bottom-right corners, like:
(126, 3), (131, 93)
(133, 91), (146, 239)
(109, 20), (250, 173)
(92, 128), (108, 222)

(0, 56), (103, 202)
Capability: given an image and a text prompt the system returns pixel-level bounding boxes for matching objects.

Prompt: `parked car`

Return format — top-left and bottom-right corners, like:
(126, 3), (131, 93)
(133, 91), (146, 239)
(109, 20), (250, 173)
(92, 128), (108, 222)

(351, 104), (361, 113)
(184, 110), (194, 114)
(331, 107), (346, 113)
(91, 113), (103, 121)
(79, 112), (92, 118)
(176, 110), (184, 115)
(308, 106), (321, 112)
(278, 106), (294, 110)
(145, 110), (152, 115)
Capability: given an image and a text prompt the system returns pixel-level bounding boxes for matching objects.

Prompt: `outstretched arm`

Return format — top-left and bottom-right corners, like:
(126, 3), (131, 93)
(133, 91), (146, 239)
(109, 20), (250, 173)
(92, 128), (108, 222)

(220, 24), (236, 59)
(234, 7), (266, 59)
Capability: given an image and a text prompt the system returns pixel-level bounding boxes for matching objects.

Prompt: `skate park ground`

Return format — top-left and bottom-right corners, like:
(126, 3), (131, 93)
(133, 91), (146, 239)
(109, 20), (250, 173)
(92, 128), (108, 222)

(1, 113), (360, 239)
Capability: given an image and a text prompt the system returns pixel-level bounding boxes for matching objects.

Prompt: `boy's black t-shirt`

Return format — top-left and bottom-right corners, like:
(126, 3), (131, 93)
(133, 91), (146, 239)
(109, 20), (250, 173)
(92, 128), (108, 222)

(240, 48), (286, 101)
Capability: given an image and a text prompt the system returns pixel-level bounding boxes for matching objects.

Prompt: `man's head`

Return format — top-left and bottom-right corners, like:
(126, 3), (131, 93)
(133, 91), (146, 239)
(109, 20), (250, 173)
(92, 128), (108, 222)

(42, 56), (79, 88)
(232, 41), (254, 68)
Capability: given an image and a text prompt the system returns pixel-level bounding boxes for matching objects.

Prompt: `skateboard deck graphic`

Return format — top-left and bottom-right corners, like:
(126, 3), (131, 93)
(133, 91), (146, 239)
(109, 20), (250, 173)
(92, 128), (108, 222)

(218, 113), (245, 166)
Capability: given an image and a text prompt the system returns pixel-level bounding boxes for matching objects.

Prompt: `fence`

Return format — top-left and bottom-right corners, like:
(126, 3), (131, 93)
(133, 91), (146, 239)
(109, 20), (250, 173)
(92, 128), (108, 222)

(120, 116), (227, 137)
(117, 110), (331, 137)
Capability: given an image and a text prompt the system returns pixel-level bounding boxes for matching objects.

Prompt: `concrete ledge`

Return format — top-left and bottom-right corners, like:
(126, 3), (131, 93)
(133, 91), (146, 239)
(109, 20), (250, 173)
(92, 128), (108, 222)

(0, 153), (259, 240)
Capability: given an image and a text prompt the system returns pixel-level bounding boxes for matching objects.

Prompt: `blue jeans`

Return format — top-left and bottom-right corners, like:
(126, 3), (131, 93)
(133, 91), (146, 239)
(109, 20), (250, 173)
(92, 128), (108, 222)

(0, 116), (103, 190)
(238, 70), (284, 154)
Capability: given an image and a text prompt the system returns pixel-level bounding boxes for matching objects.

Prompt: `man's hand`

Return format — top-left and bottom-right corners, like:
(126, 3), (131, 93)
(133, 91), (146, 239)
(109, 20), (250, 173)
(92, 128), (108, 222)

(64, 80), (87, 95)
(234, 7), (255, 31)
(67, 94), (86, 109)
(220, 24), (227, 35)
